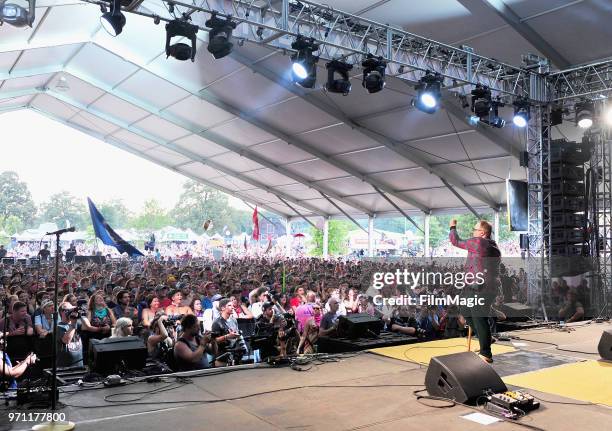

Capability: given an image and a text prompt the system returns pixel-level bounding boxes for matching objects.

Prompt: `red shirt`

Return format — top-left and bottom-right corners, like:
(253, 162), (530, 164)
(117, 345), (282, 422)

(290, 297), (302, 308)
(159, 298), (172, 309)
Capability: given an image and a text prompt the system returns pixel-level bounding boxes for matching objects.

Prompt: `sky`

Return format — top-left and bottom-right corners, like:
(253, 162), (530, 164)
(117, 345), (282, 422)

(0, 109), (220, 213)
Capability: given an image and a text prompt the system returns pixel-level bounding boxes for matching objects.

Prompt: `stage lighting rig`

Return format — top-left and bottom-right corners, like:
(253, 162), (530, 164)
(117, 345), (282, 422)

(100, 0), (125, 37)
(470, 84), (505, 128)
(362, 54), (386, 94)
(291, 35), (319, 88)
(413, 71), (443, 114)
(165, 17), (199, 62)
(0, 0), (35, 27)
(205, 12), (236, 60)
(324, 60), (353, 95)
(512, 97), (531, 128)
(575, 100), (594, 128)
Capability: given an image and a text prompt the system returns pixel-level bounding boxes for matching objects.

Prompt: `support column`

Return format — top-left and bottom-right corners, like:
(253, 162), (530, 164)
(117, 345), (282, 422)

(285, 218), (291, 257)
(494, 210), (500, 243)
(323, 217), (329, 259)
(424, 214), (431, 257)
(368, 216), (375, 257)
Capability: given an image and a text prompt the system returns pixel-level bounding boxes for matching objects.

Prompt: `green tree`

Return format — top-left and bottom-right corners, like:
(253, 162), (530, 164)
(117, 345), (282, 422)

(309, 220), (352, 256)
(129, 199), (173, 230)
(0, 171), (36, 227)
(1, 215), (24, 236)
(97, 199), (130, 228)
(171, 181), (233, 234)
(39, 191), (88, 228)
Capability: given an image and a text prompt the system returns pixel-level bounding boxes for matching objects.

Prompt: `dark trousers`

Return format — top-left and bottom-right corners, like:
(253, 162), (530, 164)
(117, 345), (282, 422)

(459, 291), (496, 359)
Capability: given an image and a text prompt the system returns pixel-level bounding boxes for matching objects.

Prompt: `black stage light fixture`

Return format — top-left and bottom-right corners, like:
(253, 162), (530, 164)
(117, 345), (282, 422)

(205, 12), (237, 60)
(512, 97), (531, 128)
(413, 71), (443, 114)
(325, 60), (353, 95)
(100, 0), (125, 37)
(361, 54), (386, 94)
(0, 0), (35, 27)
(575, 100), (594, 129)
(471, 84), (492, 119)
(166, 18), (199, 62)
(470, 84), (505, 128)
(291, 35), (319, 88)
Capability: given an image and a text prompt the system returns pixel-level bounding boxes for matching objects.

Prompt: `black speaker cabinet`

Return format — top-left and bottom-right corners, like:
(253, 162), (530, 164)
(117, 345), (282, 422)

(501, 302), (533, 322)
(337, 313), (384, 339)
(90, 336), (147, 374)
(598, 330), (612, 361)
(425, 352), (507, 404)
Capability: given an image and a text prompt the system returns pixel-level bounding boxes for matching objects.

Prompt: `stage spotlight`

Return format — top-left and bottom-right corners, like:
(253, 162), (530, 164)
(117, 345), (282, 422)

(100, 0), (125, 37)
(0, 0), (35, 27)
(413, 71), (443, 114)
(205, 12), (236, 59)
(362, 54), (386, 94)
(291, 35), (319, 88)
(575, 100), (594, 128)
(512, 97), (531, 128)
(325, 60), (353, 95)
(166, 18), (199, 62)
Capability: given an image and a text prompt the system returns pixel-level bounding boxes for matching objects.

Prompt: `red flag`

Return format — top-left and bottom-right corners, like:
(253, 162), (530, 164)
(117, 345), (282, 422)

(252, 206), (260, 241)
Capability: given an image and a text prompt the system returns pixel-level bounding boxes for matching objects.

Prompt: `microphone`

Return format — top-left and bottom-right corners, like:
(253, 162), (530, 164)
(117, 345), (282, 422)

(46, 227), (76, 235)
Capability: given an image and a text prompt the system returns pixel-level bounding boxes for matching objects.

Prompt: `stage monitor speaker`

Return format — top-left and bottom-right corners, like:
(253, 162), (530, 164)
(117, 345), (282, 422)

(501, 302), (533, 322)
(425, 352), (507, 404)
(90, 336), (147, 374)
(337, 313), (384, 339)
(598, 330), (612, 361)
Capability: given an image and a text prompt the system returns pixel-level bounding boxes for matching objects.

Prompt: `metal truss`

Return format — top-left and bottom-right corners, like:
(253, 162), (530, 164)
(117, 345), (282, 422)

(550, 59), (612, 102)
(526, 105), (552, 316)
(123, 0), (534, 101)
(77, 0), (612, 105)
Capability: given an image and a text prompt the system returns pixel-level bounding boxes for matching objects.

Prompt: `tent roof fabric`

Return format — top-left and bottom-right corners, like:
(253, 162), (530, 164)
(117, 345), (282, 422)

(1, 0), (605, 221)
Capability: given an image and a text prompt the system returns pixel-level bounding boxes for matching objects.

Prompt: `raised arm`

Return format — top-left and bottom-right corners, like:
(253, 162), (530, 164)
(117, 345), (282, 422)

(449, 219), (468, 250)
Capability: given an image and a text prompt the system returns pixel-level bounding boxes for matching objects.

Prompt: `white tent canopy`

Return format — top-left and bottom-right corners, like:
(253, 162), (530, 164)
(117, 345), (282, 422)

(1, 1), (606, 222)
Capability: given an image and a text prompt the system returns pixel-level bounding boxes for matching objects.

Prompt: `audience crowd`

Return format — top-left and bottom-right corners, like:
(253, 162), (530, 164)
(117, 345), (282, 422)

(1, 253), (581, 388)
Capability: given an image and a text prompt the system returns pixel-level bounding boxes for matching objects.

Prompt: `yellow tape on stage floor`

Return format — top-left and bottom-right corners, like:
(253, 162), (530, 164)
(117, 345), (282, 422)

(369, 338), (516, 365)
(503, 360), (612, 406)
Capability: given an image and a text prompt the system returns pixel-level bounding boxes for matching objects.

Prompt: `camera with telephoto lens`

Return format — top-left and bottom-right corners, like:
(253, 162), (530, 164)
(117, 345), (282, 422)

(68, 309), (85, 320)
(230, 330), (248, 355)
(163, 315), (183, 327)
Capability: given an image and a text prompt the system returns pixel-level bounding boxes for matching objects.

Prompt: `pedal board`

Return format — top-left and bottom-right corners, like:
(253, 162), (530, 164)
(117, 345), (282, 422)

(487, 390), (540, 416)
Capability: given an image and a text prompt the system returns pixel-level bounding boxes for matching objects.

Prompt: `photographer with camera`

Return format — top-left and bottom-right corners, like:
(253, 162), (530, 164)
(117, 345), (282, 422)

(146, 315), (174, 361)
(1, 332), (37, 390)
(387, 306), (426, 338)
(173, 314), (217, 371)
(211, 299), (242, 366)
(57, 302), (83, 367)
(254, 302), (289, 360)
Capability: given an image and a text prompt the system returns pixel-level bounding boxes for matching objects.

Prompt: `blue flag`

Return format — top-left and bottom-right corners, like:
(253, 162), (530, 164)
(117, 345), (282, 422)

(87, 198), (143, 257)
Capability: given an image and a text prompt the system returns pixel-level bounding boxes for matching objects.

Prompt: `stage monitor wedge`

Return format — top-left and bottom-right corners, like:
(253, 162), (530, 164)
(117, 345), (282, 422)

(425, 352), (507, 404)
(506, 179), (528, 232)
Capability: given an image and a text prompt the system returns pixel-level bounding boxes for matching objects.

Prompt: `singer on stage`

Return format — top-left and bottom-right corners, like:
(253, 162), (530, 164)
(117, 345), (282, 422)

(449, 219), (501, 363)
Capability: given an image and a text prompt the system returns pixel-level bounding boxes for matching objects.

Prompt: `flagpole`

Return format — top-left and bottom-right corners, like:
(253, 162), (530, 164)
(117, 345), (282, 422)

(282, 261), (286, 294)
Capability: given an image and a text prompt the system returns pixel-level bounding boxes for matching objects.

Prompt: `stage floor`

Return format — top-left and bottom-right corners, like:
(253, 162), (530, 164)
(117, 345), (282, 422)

(4, 321), (612, 431)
